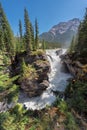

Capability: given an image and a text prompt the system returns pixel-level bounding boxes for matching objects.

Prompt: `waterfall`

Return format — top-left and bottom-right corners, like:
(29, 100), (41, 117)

(18, 49), (71, 110)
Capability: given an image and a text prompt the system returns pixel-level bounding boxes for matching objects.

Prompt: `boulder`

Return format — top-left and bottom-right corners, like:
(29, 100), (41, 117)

(39, 80), (49, 88)
(21, 79), (49, 97)
(56, 49), (62, 55)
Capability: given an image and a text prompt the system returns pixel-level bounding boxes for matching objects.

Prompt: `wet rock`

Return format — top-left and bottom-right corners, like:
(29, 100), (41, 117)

(56, 49), (62, 55)
(34, 60), (50, 82)
(61, 53), (87, 80)
(39, 80), (49, 88)
(21, 79), (49, 97)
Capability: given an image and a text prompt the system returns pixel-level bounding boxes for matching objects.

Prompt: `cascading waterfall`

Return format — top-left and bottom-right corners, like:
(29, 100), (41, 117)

(19, 49), (71, 110)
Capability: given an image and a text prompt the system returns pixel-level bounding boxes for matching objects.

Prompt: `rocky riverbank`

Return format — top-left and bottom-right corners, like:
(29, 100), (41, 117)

(61, 51), (87, 129)
(60, 52), (87, 81)
(11, 50), (50, 97)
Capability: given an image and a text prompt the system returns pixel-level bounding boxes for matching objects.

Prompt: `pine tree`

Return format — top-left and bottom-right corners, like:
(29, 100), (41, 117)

(0, 30), (4, 51)
(19, 20), (23, 39)
(35, 18), (39, 50)
(76, 8), (87, 53)
(19, 19), (24, 51)
(30, 23), (35, 50)
(0, 3), (15, 63)
(24, 8), (31, 54)
(15, 33), (21, 54)
(69, 36), (75, 53)
(42, 39), (46, 50)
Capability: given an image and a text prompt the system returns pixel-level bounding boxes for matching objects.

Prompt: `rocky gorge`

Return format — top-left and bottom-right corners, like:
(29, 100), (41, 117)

(61, 51), (87, 81)
(11, 50), (50, 97)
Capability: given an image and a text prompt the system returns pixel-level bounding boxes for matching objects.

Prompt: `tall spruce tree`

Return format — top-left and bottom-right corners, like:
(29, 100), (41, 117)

(19, 19), (23, 39)
(19, 19), (23, 51)
(35, 18), (39, 49)
(30, 23), (35, 50)
(76, 8), (87, 52)
(0, 29), (4, 51)
(42, 39), (46, 50)
(15, 33), (21, 53)
(0, 3), (15, 63)
(24, 8), (31, 53)
(69, 36), (75, 53)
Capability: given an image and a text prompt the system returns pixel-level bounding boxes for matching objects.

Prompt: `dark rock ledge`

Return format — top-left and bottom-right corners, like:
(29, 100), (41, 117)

(11, 51), (50, 97)
(60, 52), (87, 81)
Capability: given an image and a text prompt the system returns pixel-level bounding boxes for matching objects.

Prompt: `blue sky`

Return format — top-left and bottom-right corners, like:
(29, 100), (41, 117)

(0, 0), (87, 35)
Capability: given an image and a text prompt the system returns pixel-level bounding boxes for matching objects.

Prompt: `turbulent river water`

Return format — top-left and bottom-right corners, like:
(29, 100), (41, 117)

(19, 49), (72, 110)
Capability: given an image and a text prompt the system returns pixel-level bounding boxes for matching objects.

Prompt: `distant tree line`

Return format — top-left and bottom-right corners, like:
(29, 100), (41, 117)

(40, 40), (62, 49)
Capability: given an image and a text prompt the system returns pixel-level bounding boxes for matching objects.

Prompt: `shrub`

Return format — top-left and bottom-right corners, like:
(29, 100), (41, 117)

(20, 63), (38, 81)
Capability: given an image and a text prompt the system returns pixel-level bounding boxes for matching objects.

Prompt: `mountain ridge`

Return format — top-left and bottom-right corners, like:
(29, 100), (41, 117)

(40, 18), (80, 47)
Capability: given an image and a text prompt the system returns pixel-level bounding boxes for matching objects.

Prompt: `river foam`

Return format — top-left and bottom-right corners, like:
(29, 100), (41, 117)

(18, 49), (72, 110)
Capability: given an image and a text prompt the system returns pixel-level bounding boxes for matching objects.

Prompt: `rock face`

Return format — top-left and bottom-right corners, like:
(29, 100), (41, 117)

(11, 51), (50, 97)
(55, 49), (62, 56)
(61, 52), (87, 81)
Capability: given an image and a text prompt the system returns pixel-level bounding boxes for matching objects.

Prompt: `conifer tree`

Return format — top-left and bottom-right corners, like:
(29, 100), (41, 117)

(19, 20), (23, 39)
(42, 39), (46, 50)
(15, 33), (21, 53)
(69, 36), (75, 53)
(0, 3), (15, 63)
(30, 23), (35, 50)
(76, 8), (87, 52)
(24, 8), (31, 53)
(0, 30), (4, 51)
(35, 18), (39, 49)
(19, 19), (24, 51)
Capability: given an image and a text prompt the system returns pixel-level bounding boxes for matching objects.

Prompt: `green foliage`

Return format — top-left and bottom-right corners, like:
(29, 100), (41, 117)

(21, 58), (26, 72)
(30, 22), (35, 51)
(41, 41), (61, 49)
(18, 19), (26, 53)
(12, 103), (25, 117)
(20, 60), (38, 80)
(19, 20), (23, 39)
(34, 60), (48, 65)
(3, 55), (9, 65)
(0, 105), (29, 130)
(75, 8), (87, 53)
(53, 97), (68, 113)
(22, 65), (37, 80)
(35, 19), (39, 50)
(0, 73), (9, 92)
(68, 36), (76, 53)
(65, 81), (87, 113)
(0, 72), (19, 103)
(31, 49), (45, 56)
(42, 39), (46, 50)
(24, 8), (32, 53)
(7, 84), (19, 103)
(29, 126), (36, 130)
(0, 3), (15, 63)
(0, 112), (10, 130)
(58, 100), (68, 113)
(65, 112), (79, 130)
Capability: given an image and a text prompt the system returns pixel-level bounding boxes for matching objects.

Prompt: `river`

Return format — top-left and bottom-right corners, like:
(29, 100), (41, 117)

(18, 49), (72, 110)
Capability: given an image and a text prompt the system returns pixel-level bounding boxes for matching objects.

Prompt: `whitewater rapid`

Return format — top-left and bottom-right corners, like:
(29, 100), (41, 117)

(18, 49), (71, 110)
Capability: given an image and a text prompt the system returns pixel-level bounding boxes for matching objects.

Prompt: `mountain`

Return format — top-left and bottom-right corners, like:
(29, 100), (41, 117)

(40, 18), (80, 47)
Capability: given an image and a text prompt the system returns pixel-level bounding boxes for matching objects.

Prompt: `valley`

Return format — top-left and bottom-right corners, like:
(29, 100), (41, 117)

(0, 1), (87, 130)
